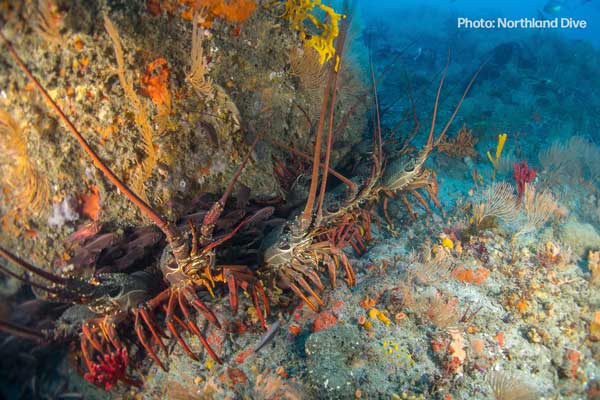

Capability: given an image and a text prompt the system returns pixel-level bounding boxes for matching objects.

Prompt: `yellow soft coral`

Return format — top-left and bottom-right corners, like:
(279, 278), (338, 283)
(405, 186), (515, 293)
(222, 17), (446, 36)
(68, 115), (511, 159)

(282, 0), (343, 65)
(486, 133), (507, 180)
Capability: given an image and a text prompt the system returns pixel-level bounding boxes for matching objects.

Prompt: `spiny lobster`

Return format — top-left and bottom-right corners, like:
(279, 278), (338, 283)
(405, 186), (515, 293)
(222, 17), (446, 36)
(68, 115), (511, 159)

(0, 245), (151, 389)
(0, 17), (270, 387)
(259, 5), (366, 312)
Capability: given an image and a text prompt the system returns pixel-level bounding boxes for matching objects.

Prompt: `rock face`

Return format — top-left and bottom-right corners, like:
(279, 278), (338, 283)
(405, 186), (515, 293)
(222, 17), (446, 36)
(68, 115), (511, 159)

(305, 324), (367, 399)
(558, 221), (600, 257)
(0, 0), (365, 266)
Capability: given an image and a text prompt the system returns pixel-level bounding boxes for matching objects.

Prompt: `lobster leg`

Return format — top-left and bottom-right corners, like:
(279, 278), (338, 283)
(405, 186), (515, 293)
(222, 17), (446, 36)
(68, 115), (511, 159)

(222, 265), (270, 329)
(383, 195), (395, 228)
(134, 312), (166, 371)
(177, 291), (221, 363)
(294, 275), (324, 308)
(81, 321), (104, 353)
(289, 283), (318, 312)
(321, 253), (338, 288)
(136, 307), (167, 354)
(400, 194), (417, 220)
(0, 319), (46, 343)
(336, 252), (356, 287)
(165, 290), (198, 362)
(199, 136), (260, 245)
(183, 287), (221, 328)
(361, 210), (372, 241)
(410, 190), (432, 214)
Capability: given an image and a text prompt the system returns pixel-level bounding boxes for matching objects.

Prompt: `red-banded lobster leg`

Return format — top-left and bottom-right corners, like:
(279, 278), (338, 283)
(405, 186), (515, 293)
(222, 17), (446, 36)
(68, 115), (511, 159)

(165, 289), (198, 362)
(183, 287), (221, 329)
(361, 210), (372, 242)
(423, 172), (443, 212)
(317, 251), (338, 288)
(81, 320), (105, 353)
(100, 314), (125, 351)
(335, 251), (356, 287)
(288, 283), (318, 312)
(400, 194), (417, 220)
(291, 271), (324, 309)
(382, 191), (396, 229)
(351, 229), (366, 256)
(221, 265), (270, 329)
(410, 189), (432, 215)
(133, 311), (166, 371)
(177, 291), (221, 363)
(133, 306), (167, 358)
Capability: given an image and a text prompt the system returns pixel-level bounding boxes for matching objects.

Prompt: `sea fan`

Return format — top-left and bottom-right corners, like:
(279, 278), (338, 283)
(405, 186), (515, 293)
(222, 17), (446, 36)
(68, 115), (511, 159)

(471, 181), (519, 227)
(0, 110), (48, 223)
(187, 11), (214, 98)
(486, 371), (539, 400)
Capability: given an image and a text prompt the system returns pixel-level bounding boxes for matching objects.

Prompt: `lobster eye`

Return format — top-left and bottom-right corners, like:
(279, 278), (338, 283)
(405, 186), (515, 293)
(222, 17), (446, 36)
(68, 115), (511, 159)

(107, 284), (122, 298)
(280, 241), (291, 251)
(404, 162), (416, 172)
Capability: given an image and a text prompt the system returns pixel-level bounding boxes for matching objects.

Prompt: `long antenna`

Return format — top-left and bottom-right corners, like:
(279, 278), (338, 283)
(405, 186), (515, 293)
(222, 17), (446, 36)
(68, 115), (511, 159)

(0, 33), (179, 241)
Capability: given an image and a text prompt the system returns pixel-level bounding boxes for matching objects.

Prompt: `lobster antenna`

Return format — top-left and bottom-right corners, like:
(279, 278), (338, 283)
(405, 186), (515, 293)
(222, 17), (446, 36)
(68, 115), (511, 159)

(0, 32), (181, 243)
(268, 139), (357, 192)
(426, 50), (451, 149)
(433, 59), (487, 148)
(301, 59), (334, 224)
(0, 246), (66, 284)
(316, 7), (353, 218)
(0, 320), (47, 344)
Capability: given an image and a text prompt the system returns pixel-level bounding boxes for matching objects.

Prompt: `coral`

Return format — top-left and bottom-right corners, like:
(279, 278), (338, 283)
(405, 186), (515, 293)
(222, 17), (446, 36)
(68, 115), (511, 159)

(513, 160), (536, 202)
(104, 17), (158, 203)
(419, 291), (461, 329)
(538, 136), (600, 186)
(187, 12), (214, 98)
(176, 0), (257, 25)
(437, 125), (479, 158)
(440, 236), (454, 249)
(590, 311), (600, 341)
(487, 133), (507, 180)
(282, 0), (344, 65)
(79, 186), (101, 221)
(515, 183), (557, 236)
(312, 310), (338, 332)
(368, 308), (391, 326)
(471, 181), (518, 228)
(560, 349), (581, 379)
(141, 58), (171, 106)
(537, 241), (570, 269)
(33, 0), (62, 46)
(451, 266), (490, 284)
(0, 110), (49, 231)
(485, 371), (538, 400)
(83, 347), (140, 391)
(289, 46), (327, 118)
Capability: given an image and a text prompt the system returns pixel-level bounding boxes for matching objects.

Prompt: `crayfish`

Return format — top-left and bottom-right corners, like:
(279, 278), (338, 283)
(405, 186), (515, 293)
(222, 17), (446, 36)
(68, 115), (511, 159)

(0, 18), (270, 387)
(260, 7), (366, 311)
